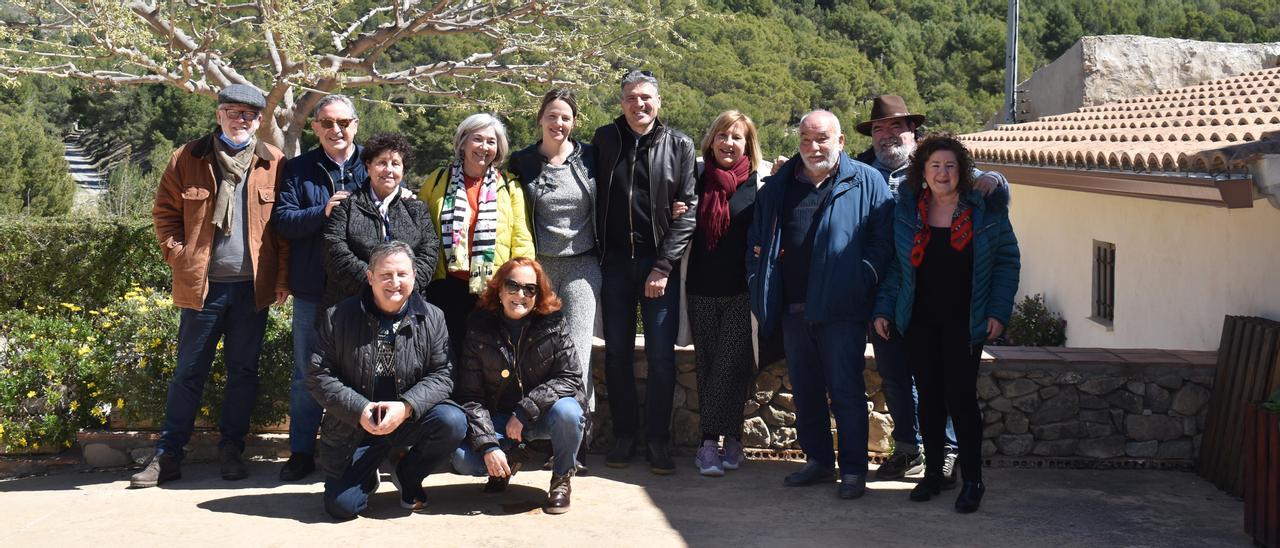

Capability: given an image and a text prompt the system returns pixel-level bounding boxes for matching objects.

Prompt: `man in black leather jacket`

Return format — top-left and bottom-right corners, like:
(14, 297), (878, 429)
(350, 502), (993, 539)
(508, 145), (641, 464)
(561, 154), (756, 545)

(591, 69), (697, 474)
(307, 241), (467, 519)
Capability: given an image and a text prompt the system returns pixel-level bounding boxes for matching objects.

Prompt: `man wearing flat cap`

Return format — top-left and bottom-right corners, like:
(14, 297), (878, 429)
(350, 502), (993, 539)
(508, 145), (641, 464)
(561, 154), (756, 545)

(132, 83), (290, 488)
(854, 94), (1008, 486)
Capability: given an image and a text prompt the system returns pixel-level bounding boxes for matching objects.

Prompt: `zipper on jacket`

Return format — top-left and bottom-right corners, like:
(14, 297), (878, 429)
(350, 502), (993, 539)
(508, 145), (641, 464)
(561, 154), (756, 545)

(648, 128), (662, 254)
(503, 324), (529, 398)
(628, 134), (638, 260)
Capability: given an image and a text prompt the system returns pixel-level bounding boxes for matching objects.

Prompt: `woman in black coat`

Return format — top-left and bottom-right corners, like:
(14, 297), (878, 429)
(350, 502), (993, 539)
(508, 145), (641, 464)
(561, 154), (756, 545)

(323, 133), (439, 309)
(450, 256), (586, 514)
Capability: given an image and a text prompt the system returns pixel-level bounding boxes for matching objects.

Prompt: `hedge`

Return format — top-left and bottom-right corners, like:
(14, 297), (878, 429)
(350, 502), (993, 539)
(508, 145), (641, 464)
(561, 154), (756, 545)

(0, 218), (169, 312)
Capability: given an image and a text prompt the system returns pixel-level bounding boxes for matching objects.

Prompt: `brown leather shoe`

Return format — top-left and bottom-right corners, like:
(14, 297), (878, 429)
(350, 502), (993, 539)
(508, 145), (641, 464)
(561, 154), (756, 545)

(545, 473), (571, 514)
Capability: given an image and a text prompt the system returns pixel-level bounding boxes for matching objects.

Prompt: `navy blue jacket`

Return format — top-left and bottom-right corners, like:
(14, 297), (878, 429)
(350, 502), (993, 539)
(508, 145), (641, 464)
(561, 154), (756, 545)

(272, 146), (367, 301)
(746, 152), (894, 336)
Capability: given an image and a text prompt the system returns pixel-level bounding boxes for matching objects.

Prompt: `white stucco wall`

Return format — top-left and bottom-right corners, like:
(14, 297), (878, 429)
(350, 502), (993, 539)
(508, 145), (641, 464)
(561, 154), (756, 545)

(1008, 185), (1280, 351)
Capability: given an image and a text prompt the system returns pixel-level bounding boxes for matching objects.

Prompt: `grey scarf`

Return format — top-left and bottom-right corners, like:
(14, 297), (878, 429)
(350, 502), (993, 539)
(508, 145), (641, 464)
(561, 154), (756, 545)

(212, 138), (256, 236)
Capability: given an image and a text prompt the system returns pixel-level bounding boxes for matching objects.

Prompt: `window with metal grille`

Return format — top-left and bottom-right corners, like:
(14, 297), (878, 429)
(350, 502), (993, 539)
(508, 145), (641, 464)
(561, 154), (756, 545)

(1091, 240), (1115, 325)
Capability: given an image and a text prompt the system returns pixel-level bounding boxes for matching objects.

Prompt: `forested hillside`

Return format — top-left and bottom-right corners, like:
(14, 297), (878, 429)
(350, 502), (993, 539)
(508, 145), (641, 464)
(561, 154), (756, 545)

(2, 0), (1277, 196)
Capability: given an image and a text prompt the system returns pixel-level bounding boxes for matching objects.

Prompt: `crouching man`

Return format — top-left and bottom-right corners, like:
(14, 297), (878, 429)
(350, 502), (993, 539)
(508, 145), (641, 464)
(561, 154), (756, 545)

(307, 241), (467, 519)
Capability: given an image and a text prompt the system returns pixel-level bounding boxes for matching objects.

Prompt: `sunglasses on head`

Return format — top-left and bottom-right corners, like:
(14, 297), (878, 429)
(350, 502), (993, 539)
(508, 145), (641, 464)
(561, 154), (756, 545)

(621, 69), (655, 82)
(503, 279), (538, 298)
(317, 118), (357, 129)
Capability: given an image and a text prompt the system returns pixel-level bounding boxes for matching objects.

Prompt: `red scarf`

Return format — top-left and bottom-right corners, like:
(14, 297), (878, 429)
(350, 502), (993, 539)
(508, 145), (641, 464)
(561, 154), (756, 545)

(698, 154), (751, 251)
(909, 188), (973, 267)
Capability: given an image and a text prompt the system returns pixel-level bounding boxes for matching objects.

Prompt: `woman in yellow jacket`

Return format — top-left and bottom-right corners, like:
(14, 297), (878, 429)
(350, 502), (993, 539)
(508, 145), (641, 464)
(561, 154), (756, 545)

(419, 113), (535, 354)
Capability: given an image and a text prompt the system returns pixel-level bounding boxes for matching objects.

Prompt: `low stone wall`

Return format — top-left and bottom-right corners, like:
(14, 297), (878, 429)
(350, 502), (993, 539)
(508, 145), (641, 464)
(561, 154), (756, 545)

(590, 342), (1217, 465)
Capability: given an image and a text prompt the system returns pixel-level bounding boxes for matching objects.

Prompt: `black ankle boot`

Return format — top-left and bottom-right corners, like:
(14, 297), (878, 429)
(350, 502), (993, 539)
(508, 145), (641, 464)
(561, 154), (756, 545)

(954, 480), (985, 513)
(910, 474), (943, 502)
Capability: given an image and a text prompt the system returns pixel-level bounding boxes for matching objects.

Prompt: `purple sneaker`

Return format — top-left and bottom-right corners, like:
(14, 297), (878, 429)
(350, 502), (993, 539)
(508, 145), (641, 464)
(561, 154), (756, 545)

(695, 441), (724, 477)
(721, 437), (744, 470)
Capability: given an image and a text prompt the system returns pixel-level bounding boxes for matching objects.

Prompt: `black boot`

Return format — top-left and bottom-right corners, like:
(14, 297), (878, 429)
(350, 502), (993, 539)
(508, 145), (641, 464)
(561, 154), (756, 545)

(605, 435), (634, 468)
(954, 481), (985, 513)
(910, 473), (944, 502)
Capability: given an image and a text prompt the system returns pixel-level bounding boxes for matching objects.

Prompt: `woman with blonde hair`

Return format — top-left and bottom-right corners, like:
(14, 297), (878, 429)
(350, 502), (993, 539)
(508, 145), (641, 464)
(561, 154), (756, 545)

(686, 110), (767, 476)
(419, 113), (535, 354)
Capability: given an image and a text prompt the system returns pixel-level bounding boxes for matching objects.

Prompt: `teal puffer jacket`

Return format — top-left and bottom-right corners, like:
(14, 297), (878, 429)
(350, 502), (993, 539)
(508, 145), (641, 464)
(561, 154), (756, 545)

(872, 185), (1021, 344)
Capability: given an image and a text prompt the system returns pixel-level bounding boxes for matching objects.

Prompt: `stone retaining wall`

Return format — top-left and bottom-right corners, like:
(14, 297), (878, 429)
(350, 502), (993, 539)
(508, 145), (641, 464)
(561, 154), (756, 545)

(590, 342), (1217, 465)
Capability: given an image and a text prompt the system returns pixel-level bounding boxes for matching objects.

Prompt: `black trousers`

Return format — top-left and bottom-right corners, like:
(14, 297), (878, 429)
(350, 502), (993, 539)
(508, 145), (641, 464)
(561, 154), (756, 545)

(423, 276), (479, 363)
(906, 318), (984, 483)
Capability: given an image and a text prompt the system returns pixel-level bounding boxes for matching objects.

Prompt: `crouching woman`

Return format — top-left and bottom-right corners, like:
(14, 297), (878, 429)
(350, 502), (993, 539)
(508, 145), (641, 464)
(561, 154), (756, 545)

(307, 241), (468, 519)
(451, 256), (587, 514)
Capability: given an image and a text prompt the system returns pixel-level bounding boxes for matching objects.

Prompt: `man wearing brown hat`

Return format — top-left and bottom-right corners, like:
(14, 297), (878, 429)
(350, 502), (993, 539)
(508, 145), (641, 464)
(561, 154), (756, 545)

(132, 83), (290, 488)
(854, 94), (1007, 485)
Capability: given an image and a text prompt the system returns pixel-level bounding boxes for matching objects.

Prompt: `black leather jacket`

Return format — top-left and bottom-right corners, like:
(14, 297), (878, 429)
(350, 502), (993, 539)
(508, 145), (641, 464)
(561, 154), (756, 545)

(591, 117), (698, 275)
(306, 289), (454, 478)
(453, 309), (585, 451)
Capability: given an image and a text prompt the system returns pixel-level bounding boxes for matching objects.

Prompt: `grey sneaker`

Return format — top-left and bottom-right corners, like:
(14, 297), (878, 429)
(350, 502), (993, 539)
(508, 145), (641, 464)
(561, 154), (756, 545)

(876, 450), (924, 480)
(721, 437), (744, 470)
(695, 441), (724, 477)
(942, 451), (959, 489)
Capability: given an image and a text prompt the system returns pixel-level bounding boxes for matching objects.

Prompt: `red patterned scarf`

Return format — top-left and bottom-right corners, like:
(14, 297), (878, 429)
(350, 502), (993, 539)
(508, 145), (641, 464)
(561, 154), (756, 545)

(698, 154), (751, 251)
(909, 188), (973, 267)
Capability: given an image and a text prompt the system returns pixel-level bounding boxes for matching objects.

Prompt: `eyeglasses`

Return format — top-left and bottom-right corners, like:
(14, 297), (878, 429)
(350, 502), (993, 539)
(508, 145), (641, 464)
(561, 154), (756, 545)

(317, 118), (357, 129)
(220, 108), (262, 122)
(503, 279), (538, 298)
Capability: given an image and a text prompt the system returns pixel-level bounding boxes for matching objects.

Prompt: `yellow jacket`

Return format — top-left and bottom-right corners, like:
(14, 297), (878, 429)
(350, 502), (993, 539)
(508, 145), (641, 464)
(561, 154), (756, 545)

(418, 166), (535, 287)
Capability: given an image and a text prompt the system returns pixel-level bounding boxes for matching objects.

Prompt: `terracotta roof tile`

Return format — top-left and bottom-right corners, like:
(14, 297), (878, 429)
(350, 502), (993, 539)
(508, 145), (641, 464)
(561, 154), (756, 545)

(960, 66), (1280, 175)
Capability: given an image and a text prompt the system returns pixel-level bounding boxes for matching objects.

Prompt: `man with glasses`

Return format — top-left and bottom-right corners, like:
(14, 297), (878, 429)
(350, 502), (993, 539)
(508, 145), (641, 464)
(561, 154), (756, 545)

(592, 69), (697, 474)
(133, 84), (290, 488)
(271, 94), (366, 482)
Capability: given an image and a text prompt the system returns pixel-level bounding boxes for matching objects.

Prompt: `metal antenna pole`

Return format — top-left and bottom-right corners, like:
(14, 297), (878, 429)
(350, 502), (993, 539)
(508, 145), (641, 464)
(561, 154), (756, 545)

(1004, 0), (1020, 124)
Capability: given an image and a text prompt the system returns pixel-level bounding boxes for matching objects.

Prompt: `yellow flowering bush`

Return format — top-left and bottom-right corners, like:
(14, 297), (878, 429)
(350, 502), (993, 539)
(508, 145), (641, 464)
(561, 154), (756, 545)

(0, 288), (294, 453)
(0, 310), (107, 452)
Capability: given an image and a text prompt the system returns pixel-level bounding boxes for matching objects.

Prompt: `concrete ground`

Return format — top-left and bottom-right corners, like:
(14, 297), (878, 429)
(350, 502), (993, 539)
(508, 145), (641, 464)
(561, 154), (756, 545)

(0, 458), (1249, 547)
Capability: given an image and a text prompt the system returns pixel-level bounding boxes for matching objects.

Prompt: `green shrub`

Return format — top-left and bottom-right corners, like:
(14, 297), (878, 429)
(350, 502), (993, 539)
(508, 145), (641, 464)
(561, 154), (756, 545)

(0, 289), (293, 453)
(0, 308), (110, 452)
(1000, 293), (1068, 347)
(0, 218), (168, 311)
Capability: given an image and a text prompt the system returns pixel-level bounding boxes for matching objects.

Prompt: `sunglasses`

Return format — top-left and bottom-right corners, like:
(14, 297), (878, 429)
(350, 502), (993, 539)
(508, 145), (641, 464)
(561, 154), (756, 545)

(503, 279), (538, 298)
(317, 118), (357, 129)
(220, 108), (262, 122)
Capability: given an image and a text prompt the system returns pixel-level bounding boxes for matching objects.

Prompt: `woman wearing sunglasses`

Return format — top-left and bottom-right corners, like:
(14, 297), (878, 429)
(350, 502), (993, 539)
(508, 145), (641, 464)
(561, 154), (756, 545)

(451, 257), (586, 514)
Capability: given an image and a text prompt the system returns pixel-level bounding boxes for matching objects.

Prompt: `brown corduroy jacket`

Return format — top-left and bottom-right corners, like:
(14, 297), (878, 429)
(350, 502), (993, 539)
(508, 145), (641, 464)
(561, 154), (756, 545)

(151, 132), (289, 311)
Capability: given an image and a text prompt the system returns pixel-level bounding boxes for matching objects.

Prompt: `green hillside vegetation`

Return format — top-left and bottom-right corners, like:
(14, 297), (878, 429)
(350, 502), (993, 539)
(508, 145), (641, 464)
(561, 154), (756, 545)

(2, 0), (1277, 209)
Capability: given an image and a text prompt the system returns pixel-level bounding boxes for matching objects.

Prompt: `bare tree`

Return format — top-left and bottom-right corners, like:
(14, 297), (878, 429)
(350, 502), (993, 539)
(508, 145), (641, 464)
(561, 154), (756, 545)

(0, 0), (691, 156)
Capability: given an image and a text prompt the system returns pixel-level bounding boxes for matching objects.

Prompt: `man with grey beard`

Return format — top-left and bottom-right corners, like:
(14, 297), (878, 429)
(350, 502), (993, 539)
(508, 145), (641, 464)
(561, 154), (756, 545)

(746, 110), (893, 500)
(853, 95), (1008, 486)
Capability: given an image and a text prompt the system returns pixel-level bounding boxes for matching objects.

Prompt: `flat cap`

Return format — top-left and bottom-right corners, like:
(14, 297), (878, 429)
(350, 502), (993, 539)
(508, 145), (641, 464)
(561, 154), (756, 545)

(217, 84), (266, 109)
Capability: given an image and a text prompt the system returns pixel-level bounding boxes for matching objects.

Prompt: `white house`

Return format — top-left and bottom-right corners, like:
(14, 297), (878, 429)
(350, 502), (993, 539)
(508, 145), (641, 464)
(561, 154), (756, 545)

(959, 64), (1280, 350)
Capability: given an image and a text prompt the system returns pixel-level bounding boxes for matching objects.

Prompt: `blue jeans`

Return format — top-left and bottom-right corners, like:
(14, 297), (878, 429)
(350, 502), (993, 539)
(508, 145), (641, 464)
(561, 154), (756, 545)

(452, 397), (585, 477)
(600, 253), (680, 442)
(871, 329), (957, 452)
(323, 403), (468, 520)
(158, 281), (267, 458)
(288, 297), (323, 454)
(782, 312), (869, 475)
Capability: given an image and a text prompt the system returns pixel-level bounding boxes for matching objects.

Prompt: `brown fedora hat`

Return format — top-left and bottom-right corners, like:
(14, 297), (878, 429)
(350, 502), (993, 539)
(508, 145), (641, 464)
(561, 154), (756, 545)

(855, 94), (927, 136)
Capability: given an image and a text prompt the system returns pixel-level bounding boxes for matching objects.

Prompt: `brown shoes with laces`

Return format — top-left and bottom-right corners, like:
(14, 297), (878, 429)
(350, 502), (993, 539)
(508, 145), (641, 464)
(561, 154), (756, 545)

(545, 473), (572, 514)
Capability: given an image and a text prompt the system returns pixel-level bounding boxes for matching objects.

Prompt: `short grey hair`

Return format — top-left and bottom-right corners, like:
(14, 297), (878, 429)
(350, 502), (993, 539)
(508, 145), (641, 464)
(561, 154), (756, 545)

(453, 113), (509, 168)
(312, 94), (357, 119)
(620, 70), (659, 96)
(368, 241), (415, 273)
(799, 109), (842, 136)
